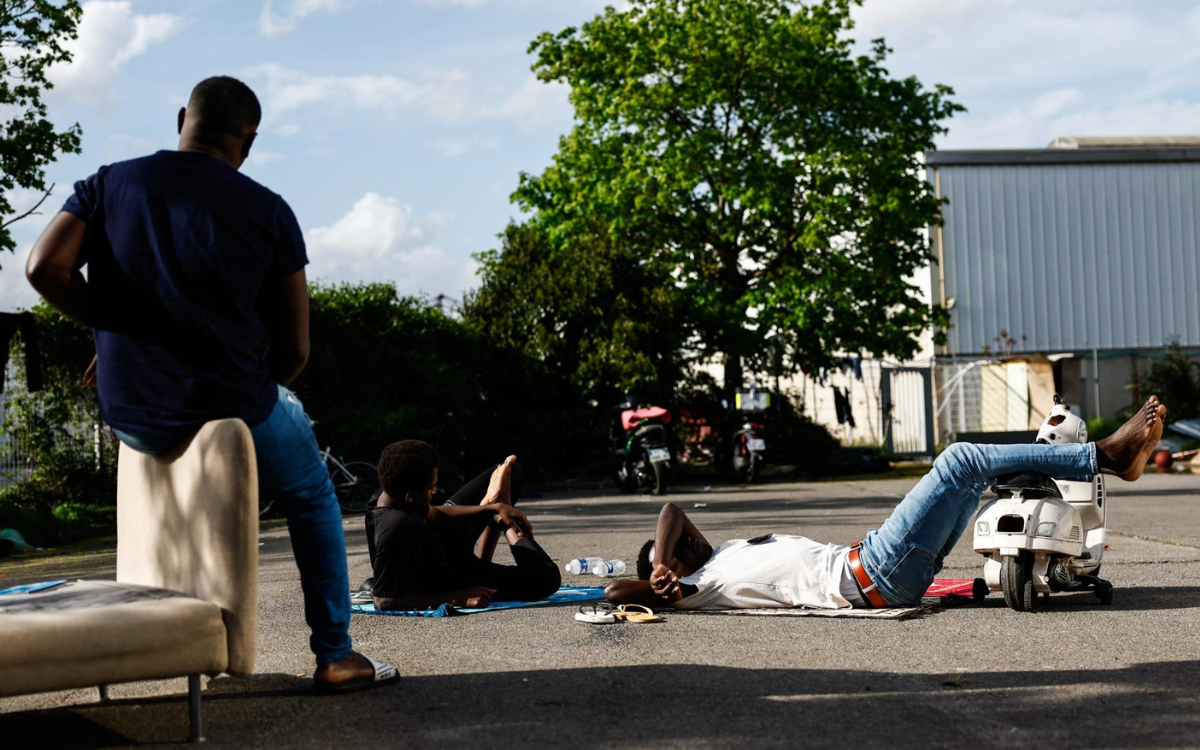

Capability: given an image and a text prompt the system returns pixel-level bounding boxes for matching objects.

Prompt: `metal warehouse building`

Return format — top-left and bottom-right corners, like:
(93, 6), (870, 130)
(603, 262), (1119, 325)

(794, 138), (1200, 454)
(927, 138), (1200, 440)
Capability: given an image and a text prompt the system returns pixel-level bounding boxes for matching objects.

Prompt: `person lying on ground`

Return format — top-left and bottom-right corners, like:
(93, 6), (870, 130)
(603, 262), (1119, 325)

(366, 441), (561, 611)
(605, 397), (1167, 610)
(24, 76), (396, 694)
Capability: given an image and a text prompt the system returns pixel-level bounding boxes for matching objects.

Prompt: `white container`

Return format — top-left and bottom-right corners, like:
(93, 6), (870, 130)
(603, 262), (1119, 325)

(592, 560), (627, 577)
(565, 557), (605, 575)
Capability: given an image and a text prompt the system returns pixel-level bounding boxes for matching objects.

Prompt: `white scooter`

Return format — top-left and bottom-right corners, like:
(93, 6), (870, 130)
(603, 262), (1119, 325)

(973, 395), (1113, 612)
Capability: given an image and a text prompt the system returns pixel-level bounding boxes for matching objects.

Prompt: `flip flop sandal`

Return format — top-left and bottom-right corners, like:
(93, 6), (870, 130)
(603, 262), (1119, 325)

(612, 604), (664, 623)
(575, 602), (616, 624)
(314, 655), (401, 695)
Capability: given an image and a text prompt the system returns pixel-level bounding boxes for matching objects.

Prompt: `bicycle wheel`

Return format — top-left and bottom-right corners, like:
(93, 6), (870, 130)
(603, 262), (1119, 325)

(259, 495), (279, 519)
(335, 461), (379, 513)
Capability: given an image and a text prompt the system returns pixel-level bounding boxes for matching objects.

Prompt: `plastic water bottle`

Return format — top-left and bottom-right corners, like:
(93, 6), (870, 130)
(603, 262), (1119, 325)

(592, 560), (627, 577)
(565, 557), (605, 575)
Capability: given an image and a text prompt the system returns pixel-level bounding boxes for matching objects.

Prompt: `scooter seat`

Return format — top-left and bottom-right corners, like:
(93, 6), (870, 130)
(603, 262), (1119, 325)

(990, 471), (1063, 499)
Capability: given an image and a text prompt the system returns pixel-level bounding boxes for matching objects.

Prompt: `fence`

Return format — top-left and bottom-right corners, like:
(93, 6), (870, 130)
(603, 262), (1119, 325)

(0, 390), (34, 487)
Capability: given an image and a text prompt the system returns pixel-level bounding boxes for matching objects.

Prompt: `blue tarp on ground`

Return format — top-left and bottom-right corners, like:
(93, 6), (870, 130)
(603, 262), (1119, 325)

(352, 586), (605, 618)
(0, 580), (68, 596)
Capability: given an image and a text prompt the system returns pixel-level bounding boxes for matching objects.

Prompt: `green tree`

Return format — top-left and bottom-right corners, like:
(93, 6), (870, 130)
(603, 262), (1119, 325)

(295, 282), (601, 488)
(463, 222), (684, 405)
(515, 0), (960, 393)
(1139, 342), (1200, 420)
(0, 1), (83, 261)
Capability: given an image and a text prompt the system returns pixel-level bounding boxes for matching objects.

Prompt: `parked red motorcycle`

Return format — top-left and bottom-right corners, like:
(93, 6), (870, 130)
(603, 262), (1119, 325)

(609, 396), (673, 495)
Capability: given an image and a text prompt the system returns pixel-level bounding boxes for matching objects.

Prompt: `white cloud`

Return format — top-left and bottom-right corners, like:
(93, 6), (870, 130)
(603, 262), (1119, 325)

(245, 150), (287, 169)
(49, 1), (184, 106)
(258, 0), (345, 37)
(474, 75), (571, 133)
(246, 64), (564, 133)
(0, 243), (40, 312)
(846, 0), (1200, 149)
(305, 192), (473, 297)
(246, 63), (421, 124)
(429, 134), (498, 157)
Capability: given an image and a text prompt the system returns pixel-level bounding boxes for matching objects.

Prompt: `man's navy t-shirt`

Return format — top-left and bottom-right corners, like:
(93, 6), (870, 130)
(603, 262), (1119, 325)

(61, 150), (308, 446)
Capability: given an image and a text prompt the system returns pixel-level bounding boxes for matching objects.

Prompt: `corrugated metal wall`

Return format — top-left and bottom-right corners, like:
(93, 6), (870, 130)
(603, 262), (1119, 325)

(935, 163), (1200, 354)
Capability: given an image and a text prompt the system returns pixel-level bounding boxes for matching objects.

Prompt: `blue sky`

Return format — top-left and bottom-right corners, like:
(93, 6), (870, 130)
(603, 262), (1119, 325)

(4, 0), (1200, 312)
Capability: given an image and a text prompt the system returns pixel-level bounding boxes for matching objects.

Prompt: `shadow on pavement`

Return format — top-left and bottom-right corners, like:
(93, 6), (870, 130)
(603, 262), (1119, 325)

(6, 661), (1200, 749)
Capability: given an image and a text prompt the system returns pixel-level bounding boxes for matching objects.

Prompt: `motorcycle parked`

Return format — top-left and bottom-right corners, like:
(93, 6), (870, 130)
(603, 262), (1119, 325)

(717, 389), (770, 484)
(610, 396), (673, 495)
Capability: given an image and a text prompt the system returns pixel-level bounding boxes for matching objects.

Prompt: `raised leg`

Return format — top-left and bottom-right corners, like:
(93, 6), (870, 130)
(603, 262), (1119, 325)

(860, 441), (1098, 605)
(860, 398), (1164, 606)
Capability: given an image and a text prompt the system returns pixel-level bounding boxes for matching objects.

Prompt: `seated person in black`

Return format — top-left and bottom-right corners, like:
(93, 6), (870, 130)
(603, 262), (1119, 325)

(367, 440), (561, 611)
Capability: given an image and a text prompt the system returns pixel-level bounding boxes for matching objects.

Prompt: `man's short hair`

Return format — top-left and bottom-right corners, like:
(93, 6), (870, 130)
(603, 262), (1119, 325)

(187, 76), (262, 137)
(378, 440), (439, 498)
(636, 539), (655, 580)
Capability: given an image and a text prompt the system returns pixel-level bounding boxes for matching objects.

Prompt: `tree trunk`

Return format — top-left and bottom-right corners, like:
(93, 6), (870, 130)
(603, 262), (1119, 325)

(723, 353), (743, 397)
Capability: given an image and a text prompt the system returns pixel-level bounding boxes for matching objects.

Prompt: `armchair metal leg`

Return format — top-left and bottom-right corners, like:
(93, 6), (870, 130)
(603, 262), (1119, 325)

(98, 684), (109, 701)
(188, 675), (204, 743)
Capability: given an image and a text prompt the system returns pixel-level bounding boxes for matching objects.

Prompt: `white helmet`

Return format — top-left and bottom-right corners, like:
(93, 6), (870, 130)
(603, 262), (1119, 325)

(1036, 396), (1088, 445)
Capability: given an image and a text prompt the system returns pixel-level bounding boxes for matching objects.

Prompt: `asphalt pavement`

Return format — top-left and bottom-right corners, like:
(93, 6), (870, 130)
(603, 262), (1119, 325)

(2, 470), (1199, 749)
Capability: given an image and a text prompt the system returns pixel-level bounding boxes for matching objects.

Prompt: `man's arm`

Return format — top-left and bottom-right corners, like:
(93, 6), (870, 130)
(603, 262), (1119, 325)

(374, 586), (496, 611)
(603, 579), (697, 608)
(653, 503), (709, 569)
(26, 212), (92, 325)
(261, 268), (310, 385)
(427, 503), (532, 537)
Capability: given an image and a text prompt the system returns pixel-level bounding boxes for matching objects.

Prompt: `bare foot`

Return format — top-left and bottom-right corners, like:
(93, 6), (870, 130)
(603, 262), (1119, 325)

(481, 455), (516, 506)
(313, 652), (374, 686)
(1096, 397), (1167, 481)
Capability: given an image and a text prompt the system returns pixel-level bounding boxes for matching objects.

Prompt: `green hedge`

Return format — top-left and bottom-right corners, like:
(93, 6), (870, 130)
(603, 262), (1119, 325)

(294, 283), (601, 489)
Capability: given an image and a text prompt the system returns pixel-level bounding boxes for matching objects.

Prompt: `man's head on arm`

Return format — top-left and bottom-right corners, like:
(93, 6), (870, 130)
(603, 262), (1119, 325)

(607, 506), (714, 607)
(177, 76), (261, 169)
(377, 440), (439, 514)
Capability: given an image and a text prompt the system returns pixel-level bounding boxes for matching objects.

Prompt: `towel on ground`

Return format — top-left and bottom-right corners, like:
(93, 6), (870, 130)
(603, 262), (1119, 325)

(352, 585), (605, 617)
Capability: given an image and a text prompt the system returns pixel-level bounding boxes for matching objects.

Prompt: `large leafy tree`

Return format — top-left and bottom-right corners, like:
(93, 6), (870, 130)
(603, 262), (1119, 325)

(515, 0), (961, 392)
(0, 1), (83, 263)
(463, 221), (684, 406)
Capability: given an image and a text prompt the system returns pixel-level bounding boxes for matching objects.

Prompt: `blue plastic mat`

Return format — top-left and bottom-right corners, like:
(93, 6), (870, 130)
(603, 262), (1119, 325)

(0, 580), (68, 596)
(353, 586), (605, 618)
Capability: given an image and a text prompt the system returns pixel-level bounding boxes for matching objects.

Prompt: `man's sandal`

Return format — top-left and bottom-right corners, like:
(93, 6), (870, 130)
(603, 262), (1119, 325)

(575, 602), (616, 624)
(612, 604), (663, 623)
(314, 656), (401, 695)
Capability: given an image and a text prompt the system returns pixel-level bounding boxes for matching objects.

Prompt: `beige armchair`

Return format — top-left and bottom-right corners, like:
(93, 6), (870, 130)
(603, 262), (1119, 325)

(0, 419), (259, 742)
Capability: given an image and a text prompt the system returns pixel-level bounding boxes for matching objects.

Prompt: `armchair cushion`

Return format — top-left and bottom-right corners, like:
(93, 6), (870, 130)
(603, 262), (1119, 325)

(0, 580), (226, 697)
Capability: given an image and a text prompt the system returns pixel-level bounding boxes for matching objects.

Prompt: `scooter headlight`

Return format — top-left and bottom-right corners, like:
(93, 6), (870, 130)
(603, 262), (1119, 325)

(1036, 522), (1056, 538)
(976, 521), (990, 535)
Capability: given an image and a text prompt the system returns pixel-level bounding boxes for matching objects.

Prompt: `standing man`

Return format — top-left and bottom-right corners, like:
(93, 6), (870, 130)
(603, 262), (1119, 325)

(25, 76), (398, 694)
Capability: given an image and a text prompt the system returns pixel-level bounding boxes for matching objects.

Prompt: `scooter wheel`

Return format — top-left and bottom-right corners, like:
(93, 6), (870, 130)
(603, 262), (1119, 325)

(1096, 581), (1114, 605)
(1001, 553), (1038, 612)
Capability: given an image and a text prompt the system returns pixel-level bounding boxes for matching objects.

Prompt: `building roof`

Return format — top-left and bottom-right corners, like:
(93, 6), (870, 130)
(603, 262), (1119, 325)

(927, 139), (1200, 166)
(1048, 135), (1200, 149)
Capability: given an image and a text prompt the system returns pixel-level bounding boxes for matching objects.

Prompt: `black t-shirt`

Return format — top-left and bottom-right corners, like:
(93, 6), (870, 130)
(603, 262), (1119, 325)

(368, 505), (455, 600)
(62, 151), (308, 446)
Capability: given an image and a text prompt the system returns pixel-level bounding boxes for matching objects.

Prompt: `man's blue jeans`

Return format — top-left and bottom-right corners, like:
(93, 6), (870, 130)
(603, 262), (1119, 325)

(859, 441), (1099, 607)
(114, 385), (353, 665)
